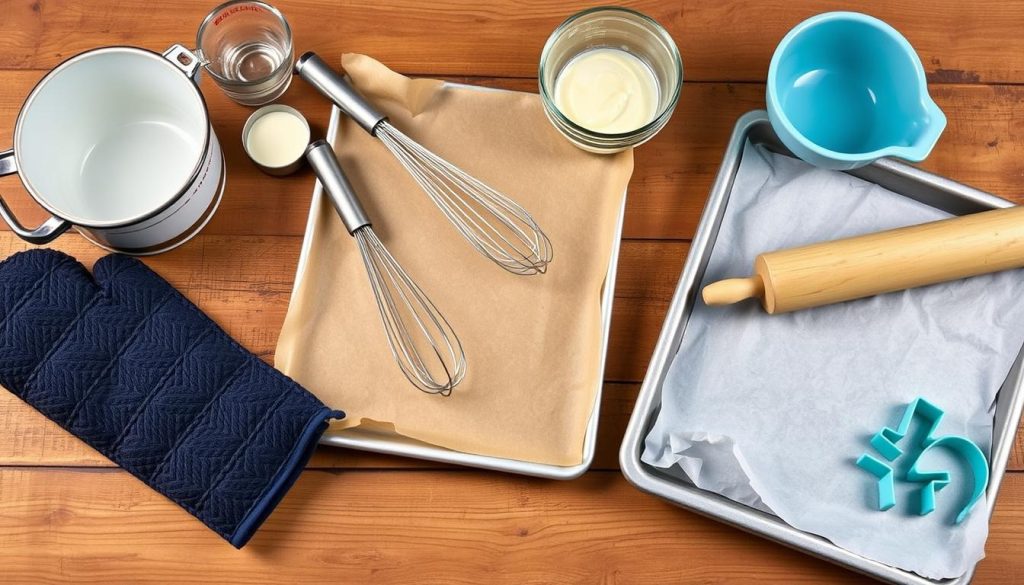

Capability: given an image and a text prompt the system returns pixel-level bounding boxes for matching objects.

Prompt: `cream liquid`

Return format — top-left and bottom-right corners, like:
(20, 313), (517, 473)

(246, 111), (310, 167)
(553, 48), (660, 134)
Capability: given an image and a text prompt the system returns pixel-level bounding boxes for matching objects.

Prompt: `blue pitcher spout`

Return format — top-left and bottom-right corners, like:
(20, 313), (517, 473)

(890, 97), (947, 162)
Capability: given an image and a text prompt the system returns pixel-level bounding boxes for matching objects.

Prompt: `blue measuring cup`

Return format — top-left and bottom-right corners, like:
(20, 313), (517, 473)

(767, 12), (946, 170)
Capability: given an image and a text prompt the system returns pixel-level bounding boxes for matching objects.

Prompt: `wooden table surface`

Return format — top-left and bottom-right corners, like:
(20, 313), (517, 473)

(2, 1), (1023, 583)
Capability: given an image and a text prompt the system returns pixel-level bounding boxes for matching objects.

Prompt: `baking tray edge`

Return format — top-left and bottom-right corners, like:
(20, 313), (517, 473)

(292, 92), (623, 479)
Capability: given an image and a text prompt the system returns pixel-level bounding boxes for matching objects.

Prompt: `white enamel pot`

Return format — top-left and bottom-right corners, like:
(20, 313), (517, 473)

(0, 44), (225, 255)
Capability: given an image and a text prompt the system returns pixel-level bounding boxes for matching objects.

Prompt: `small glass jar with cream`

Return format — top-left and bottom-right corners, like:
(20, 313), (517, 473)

(242, 104), (310, 175)
(539, 7), (682, 153)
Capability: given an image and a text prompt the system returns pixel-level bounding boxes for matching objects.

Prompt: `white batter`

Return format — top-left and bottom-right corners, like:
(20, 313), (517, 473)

(246, 110), (310, 167)
(553, 48), (660, 134)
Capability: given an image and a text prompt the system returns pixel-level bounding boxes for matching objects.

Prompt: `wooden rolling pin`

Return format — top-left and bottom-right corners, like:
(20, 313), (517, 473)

(702, 206), (1024, 314)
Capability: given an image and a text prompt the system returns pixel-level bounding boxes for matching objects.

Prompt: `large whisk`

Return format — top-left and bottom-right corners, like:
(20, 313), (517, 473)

(296, 52), (552, 276)
(306, 140), (466, 395)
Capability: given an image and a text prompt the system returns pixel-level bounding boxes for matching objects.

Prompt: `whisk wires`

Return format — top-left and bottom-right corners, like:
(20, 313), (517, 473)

(376, 123), (553, 275)
(355, 227), (466, 395)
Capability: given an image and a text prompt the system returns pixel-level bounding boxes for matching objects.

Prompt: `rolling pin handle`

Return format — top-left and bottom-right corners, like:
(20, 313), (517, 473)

(702, 276), (765, 306)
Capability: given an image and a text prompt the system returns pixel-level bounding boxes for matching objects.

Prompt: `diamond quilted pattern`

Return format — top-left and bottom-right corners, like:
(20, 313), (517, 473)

(115, 335), (250, 479)
(197, 401), (314, 532)
(0, 251), (343, 548)
(0, 251), (97, 393)
(23, 285), (156, 425)
(66, 297), (208, 453)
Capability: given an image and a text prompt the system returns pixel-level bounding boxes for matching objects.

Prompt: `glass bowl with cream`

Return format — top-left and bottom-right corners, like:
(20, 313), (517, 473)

(539, 7), (682, 153)
(242, 104), (310, 175)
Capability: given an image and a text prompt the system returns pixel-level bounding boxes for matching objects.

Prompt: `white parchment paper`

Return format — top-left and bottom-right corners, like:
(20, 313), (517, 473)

(642, 142), (1024, 579)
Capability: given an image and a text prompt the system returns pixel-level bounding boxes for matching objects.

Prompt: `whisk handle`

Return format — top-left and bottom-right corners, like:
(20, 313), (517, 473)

(306, 140), (372, 234)
(295, 52), (386, 134)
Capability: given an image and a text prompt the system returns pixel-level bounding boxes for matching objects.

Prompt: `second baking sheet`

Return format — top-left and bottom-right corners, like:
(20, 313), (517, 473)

(641, 139), (1024, 578)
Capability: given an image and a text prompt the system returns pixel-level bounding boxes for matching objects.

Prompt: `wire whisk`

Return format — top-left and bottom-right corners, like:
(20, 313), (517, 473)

(307, 140), (466, 395)
(296, 52), (553, 276)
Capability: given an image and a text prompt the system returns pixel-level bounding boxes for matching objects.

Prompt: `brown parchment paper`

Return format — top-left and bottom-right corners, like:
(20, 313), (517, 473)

(275, 54), (633, 465)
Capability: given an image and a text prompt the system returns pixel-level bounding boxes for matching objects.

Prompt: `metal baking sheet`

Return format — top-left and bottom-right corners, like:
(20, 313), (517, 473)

(293, 94), (624, 479)
(619, 110), (1024, 584)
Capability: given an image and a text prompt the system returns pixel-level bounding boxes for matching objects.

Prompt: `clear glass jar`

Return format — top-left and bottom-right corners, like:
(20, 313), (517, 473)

(196, 1), (294, 106)
(539, 7), (683, 153)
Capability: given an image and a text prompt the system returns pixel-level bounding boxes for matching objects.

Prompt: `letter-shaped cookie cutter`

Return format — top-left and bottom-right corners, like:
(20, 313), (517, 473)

(856, 397), (989, 524)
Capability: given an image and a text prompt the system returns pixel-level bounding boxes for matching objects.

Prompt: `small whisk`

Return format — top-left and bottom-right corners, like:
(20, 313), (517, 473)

(296, 52), (552, 276)
(306, 139), (466, 395)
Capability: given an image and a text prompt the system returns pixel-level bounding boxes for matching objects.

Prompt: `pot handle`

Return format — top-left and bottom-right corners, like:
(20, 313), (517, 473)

(0, 149), (71, 245)
(163, 44), (202, 82)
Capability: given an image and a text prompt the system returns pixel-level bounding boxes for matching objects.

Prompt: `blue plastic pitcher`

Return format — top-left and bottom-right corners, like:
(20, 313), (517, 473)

(767, 12), (946, 170)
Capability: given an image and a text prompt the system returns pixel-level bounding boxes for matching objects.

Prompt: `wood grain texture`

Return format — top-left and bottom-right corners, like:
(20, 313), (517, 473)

(13, 466), (1024, 585)
(0, 227), (667, 468)
(0, 232), (685, 381)
(0, 381), (641, 471)
(1, 1), (1022, 583)
(0, 77), (1022, 242)
(1, 0), (1023, 83)
(0, 467), (1022, 584)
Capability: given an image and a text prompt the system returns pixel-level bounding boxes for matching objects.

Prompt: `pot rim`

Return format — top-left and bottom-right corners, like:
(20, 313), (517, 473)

(12, 45), (213, 229)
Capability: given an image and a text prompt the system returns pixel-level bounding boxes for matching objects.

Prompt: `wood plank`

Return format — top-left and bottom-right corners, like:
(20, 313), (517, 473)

(0, 72), (1020, 241)
(605, 240), (688, 380)
(0, 233), (299, 360)
(0, 381), (639, 470)
(1, 1), (1023, 83)
(979, 487), (1024, 584)
(8, 347), (1024, 472)
(0, 466), (1020, 584)
(8, 358), (1024, 473)
(0, 231), (678, 467)
(3, 232), (1024, 472)
(0, 231), (684, 379)
(2, 2), (1021, 582)
(0, 466), (952, 584)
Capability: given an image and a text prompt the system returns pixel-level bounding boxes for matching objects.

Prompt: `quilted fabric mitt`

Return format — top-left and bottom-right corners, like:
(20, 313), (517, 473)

(0, 250), (343, 548)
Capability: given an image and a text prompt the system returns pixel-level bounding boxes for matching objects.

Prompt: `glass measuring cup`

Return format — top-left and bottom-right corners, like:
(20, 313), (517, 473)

(196, 0), (294, 106)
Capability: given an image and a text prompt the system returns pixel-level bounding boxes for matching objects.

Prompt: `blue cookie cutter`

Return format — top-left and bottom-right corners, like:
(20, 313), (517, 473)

(856, 397), (989, 524)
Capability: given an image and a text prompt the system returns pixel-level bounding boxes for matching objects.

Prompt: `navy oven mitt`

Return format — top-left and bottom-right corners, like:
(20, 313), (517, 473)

(0, 250), (343, 548)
